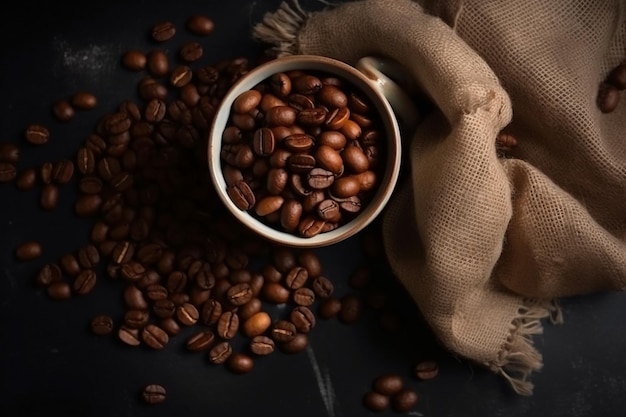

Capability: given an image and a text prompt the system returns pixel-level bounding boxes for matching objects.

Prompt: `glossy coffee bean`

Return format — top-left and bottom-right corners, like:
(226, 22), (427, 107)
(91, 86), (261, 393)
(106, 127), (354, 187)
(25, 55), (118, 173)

(176, 302), (199, 326)
(151, 21), (176, 42)
(71, 92), (97, 110)
(414, 360), (439, 380)
(146, 50), (169, 77)
(142, 324), (169, 349)
(15, 241), (42, 261)
(317, 296), (342, 319)
(250, 335), (275, 356)
(392, 389), (419, 412)
(47, 281), (71, 300)
(270, 320), (296, 343)
(208, 341), (233, 365)
(142, 384), (166, 405)
(242, 311), (271, 337)
(52, 99), (75, 122)
(40, 184), (59, 211)
(373, 373), (404, 396)
(90, 314), (114, 336)
(15, 168), (36, 190)
(226, 352), (254, 374)
(73, 269), (97, 295)
(121, 50), (146, 71)
(124, 310), (150, 329)
(363, 391), (390, 412)
(179, 41), (203, 62)
(186, 14), (215, 36)
(217, 311), (239, 339)
(279, 332), (308, 354)
(24, 124), (50, 145)
(36, 263), (62, 287)
(0, 142), (19, 163)
(290, 306), (316, 333)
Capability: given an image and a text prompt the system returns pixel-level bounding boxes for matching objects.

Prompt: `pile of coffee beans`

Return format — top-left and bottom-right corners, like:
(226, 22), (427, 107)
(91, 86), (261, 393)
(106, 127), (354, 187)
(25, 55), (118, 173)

(4, 12), (438, 414)
(597, 60), (626, 113)
(220, 70), (386, 237)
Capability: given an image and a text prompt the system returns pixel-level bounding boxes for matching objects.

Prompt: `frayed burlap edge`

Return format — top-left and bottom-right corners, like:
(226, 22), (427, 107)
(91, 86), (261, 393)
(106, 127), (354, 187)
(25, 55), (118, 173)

(250, 0), (563, 396)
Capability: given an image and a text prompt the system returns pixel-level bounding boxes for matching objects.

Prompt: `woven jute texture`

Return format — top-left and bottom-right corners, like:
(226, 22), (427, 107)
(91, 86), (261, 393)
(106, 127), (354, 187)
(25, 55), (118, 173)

(252, 0), (626, 394)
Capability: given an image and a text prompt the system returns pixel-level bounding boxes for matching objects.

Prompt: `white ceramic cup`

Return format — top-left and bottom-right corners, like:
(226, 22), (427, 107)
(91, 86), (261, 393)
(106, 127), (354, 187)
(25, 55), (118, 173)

(208, 54), (416, 248)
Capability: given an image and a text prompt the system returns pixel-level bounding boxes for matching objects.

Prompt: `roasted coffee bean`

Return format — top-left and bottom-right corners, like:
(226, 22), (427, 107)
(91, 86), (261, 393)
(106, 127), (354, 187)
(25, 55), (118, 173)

(146, 50), (169, 77)
(227, 181), (255, 210)
(290, 306), (316, 333)
(270, 320), (296, 343)
(414, 360), (439, 380)
(0, 143), (19, 163)
(151, 21), (176, 42)
(283, 133), (315, 152)
(200, 299), (222, 325)
(392, 389), (419, 412)
(124, 309), (150, 329)
(24, 124), (50, 145)
(226, 352), (254, 374)
(261, 281), (291, 304)
(73, 269), (97, 295)
(233, 90), (262, 114)
(293, 287), (315, 306)
(217, 311), (239, 339)
(118, 325), (141, 346)
(186, 330), (215, 351)
(279, 332), (308, 354)
(39, 162), (53, 185)
(36, 263), (62, 287)
(123, 284), (148, 310)
(280, 199), (303, 232)
(250, 335), (275, 356)
(363, 391), (390, 412)
(47, 281), (71, 300)
(292, 74), (323, 95)
(225, 282), (253, 306)
(90, 314), (114, 336)
(111, 241), (134, 265)
(142, 384), (166, 405)
(142, 324), (169, 349)
(176, 302), (199, 326)
(242, 311), (271, 337)
(252, 128), (275, 156)
(145, 284), (168, 301)
(265, 105), (297, 126)
(78, 176), (103, 195)
(40, 184), (59, 211)
(208, 341), (233, 365)
(339, 293), (364, 324)
(297, 215), (325, 238)
(254, 195), (284, 217)
(52, 100), (75, 122)
(121, 50), (147, 71)
(270, 73), (291, 97)
(15, 241), (42, 261)
(77, 244), (100, 269)
(71, 92), (97, 110)
(179, 41), (203, 62)
(74, 194), (103, 217)
(120, 261), (145, 281)
(317, 296), (342, 319)
(15, 168), (36, 190)
(76, 147), (96, 175)
(153, 298), (176, 318)
(59, 253), (80, 276)
(373, 373), (404, 396)
(284, 266), (308, 290)
(136, 242), (163, 264)
(170, 65), (193, 88)
(159, 317), (181, 336)
(186, 14), (214, 36)
(166, 271), (187, 293)
(297, 107), (327, 126)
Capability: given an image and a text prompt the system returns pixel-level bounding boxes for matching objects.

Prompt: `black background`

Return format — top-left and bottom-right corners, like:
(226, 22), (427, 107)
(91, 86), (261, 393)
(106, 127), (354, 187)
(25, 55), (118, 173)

(1, 1), (625, 416)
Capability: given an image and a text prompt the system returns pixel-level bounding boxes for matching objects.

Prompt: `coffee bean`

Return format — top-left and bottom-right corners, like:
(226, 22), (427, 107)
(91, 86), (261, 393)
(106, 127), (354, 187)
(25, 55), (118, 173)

(270, 319), (296, 343)
(217, 311), (239, 339)
(71, 92), (97, 110)
(124, 284), (149, 310)
(226, 282), (253, 306)
(52, 99), (75, 122)
(73, 269), (97, 295)
(121, 50), (146, 71)
(414, 360), (439, 380)
(391, 389), (418, 412)
(293, 287), (315, 306)
(242, 311), (271, 337)
(170, 65), (193, 88)
(142, 324), (169, 349)
(40, 162), (53, 185)
(47, 281), (71, 300)
(363, 391), (390, 412)
(290, 306), (316, 333)
(142, 384), (166, 405)
(339, 293), (364, 324)
(176, 302), (199, 326)
(297, 215), (325, 238)
(152, 298), (176, 318)
(226, 352), (254, 374)
(52, 159), (75, 184)
(373, 373), (404, 396)
(292, 74), (323, 95)
(186, 14), (215, 36)
(311, 276), (334, 299)
(77, 244), (100, 269)
(261, 281), (290, 304)
(179, 41), (203, 62)
(15, 168), (36, 190)
(200, 299), (223, 325)
(250, 335), (275, 356)
(120, 261), (145, 282)
(186, 330), (215, 351)
(208, 341), (233, 365)
(151, 21), (176, 42)
(159, 317), (181, 336)
(75, 194), (103, 217)
(90, 314), (114, 336)
(0, 143), (19, 164)
(112, 241), (134, 265)
(118, 326), (141, 346)
(36, 263), (62, 287)
(317, 296), (342, 319)
(146, 50), (169, 77)
(24, 124), (50, 145)
(15, 241), (42, 261)
(76, 147), (96, 175)
(279, 332), (308, 354)
(124, 309), (149, 329)
(227, 181), (255, 210)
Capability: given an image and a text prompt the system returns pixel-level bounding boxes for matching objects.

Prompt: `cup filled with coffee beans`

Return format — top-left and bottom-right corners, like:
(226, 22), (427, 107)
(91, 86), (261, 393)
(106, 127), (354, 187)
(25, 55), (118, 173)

(208, 54), (413, 248)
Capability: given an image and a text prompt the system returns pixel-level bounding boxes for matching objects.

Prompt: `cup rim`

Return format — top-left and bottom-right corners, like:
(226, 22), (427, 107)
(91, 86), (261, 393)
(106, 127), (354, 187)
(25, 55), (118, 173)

(207, 54), (402, 248)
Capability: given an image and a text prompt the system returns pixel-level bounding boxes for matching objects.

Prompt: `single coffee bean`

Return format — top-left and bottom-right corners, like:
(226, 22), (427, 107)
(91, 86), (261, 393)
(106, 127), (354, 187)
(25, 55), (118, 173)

(252, 127), (275, 156)
(73, 269), (97, 295)
(142, 324), (169, 349)
(124, 284), (149, 310)
(111, 241), (134, 265)
(151, 21), (176, 42)
(71, 92), (97, 110)
(242, 311), (271, 337)
(311, 276), (334, 298)
(414, 360), (439, 380)
(280, 199), (303, 232)
(270, 73), (292, 97)
(317, 296), (342, 319)
(284, 266), (308, 290)
(118, 325), (141, 346)
(176, 302), (200, 326)
(40, 162), (53, 185)
(152, 298), (176, 318)
(47, 281), (71, 300)
(597, 82), (620, 113)
(74, 194), (103, 217)
(297, 107), (327, 126)
(0, 142), (19, 163)
(225, 282), (253, 306)
(40, 184), (59, 211)
(186, 14), (215, 36)
(290, 306), (316, 333)
(261, 281), (291, 304)
(76, 147), (96, 175)
(373, 373), (404, 396)
(363, 391), (390, 412)
(36, 263), (62, 287)
(120, 261), (145, 282)
(250, 335), (275, 356)
(283, 133), (315, 152)
(15, 241), (42, 261)
(146, 50), (169, 77)
(77, 244), (100, 269)
(142, 384), (166, 405)
(200, 298), (222, 325)
(279, 332), (308, 354)
(186, 330), (215, 351)
(226, 352), (254, 374)
(208, 341), (233, 365)
(392, 389), (419, 412)
(90, 314), (114, 336)
(179, 41), (203, 62)
(227, 181), (256, 210)
(270, 320), (296, 343)
(52, 159), (75, 184)
(292, 74), (323, 95)
(293, 287), (315, 306)
(339, 293), (364, 324)
(265, 105), (297, 126)
(170, 65), (193, 88)
(121, 49), (146, 71)
(316, 199), (341, 222)
(15, 168), (36, 190)
(24, 124), (50, 145)
(297, 215), (325, 238)
(217, 311), (239, 339)
(52, 99), (75, 122)
(145, 284), (168, 301)
(159, 318), (181, 336)
(124, 310), (150, 329)
(59, 253), (81, 276)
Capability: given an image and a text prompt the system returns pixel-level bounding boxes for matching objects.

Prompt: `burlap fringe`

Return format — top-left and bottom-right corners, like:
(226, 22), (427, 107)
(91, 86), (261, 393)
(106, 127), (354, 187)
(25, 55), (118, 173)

(489, 298), (562, 395)
(251, 0), (311, 57)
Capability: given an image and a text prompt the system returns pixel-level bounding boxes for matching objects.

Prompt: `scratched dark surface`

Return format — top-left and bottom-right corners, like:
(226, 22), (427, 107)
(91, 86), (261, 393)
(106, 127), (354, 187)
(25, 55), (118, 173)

(1, 1), (625, 416)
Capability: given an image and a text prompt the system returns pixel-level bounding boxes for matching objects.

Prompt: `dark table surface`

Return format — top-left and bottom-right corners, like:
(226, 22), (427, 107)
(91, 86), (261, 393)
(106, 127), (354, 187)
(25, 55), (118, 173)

(1, 1), (625, 416)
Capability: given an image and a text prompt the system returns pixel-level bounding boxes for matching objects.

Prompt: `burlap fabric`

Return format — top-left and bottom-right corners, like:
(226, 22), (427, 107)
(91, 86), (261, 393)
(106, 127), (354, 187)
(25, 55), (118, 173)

(252, 0), (626, 394)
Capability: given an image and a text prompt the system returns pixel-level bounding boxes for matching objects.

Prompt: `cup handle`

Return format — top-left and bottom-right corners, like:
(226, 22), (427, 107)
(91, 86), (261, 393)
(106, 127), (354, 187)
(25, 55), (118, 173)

(355, 56), (420, 137)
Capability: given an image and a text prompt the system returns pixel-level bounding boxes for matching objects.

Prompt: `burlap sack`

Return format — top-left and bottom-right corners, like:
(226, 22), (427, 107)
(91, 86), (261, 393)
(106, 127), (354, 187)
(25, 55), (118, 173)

(252, 0), (626, 395)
